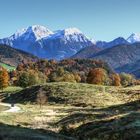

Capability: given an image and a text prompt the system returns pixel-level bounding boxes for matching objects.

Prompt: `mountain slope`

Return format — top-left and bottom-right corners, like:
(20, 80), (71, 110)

(0, 26), (94, 60)
(0, 25), (53, 58)
(116, 59), (140, 78)
(127, 33), (140, 43)
(0, 44), (37, 66)
(36, 28), (93, 60)
(72, 45), (101, 58)
(73, 37), (129, 59)
(91, 43), (140, 71)
(96, 37), (129, 49)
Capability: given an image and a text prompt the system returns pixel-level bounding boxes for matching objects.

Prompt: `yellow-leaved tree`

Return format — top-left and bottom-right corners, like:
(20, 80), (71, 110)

(0, 68), (9, 90)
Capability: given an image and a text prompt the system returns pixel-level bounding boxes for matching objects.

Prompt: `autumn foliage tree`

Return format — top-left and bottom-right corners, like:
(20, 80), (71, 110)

(0, 68), (9, 90)
(17, 72), (30, 88)
(62, 73), (76, 82)
(110, 73), (121, 86)
(73, 73), (81, 83)
(87, 68), (107, 85)
(17, 70), (47, 88)
(17, 63), (24, 71)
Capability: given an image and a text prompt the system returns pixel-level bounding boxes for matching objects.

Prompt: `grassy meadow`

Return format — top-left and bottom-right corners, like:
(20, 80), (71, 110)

(0, 82), (140, 139)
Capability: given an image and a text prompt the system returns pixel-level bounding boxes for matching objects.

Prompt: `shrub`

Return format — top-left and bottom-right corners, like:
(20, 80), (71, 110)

(36, 88), (47, 108)
(120, 73), (134, 86)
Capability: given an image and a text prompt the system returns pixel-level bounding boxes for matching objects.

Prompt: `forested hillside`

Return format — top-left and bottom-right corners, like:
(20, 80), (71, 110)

(0, 44), (38, 66)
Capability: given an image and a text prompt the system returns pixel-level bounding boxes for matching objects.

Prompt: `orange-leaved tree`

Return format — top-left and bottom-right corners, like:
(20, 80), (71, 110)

(110, 73), (121, 86)
(0, 68), (9, 90)
(87, 68), (107, 85)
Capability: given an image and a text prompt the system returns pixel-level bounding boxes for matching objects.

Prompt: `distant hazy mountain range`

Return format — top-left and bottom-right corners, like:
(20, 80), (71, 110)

(96, 33), (140, 49)
(1, 25), (140, 77)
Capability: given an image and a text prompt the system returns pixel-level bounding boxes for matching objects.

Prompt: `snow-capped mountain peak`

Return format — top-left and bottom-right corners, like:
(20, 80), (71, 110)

(63, 27), (82, 35)
(11, 25), (53, 40)
(30, 25), (54, 40)
(127, 33), (140, 43)
(91, 39), (96, 44)
(46, 27), (92, 44)
(0, 25), (94, 60)
(52, 28), (82, 37)
(13, 28), (27, 38)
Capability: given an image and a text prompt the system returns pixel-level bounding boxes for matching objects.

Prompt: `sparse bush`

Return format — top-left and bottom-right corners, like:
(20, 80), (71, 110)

(36, 88), (47, 108)
(120, 73), (134, 86)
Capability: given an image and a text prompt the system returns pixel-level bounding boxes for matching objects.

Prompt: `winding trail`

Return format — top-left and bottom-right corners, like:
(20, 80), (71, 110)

(0, 103), (21, 113)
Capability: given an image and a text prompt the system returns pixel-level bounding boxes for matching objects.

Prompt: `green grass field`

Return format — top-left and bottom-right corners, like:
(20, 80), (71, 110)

(1, 86), (23, 92)
(0, 86), (23, 97)
(5, 82), (140, 107)
(0, 62), (16, 71)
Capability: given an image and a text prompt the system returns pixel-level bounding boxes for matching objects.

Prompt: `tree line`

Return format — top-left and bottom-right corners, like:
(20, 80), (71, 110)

(0, 59), (139, 89)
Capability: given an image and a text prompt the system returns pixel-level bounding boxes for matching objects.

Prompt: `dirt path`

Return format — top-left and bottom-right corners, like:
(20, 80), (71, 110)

(0, 103), (21, 112)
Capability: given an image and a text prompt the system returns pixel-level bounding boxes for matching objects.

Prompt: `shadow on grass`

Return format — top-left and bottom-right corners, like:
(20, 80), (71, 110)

(2, 85), (68, 105)
(95, 99), (140, 113)
(0, 122), (75, 140)
(74, 112), (140, 140)
(58, 100), (140, 140)
(55, 99), (140, 126)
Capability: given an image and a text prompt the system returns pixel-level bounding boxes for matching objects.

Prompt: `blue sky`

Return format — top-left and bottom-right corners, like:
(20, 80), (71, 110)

(0, 0), (140, 41)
